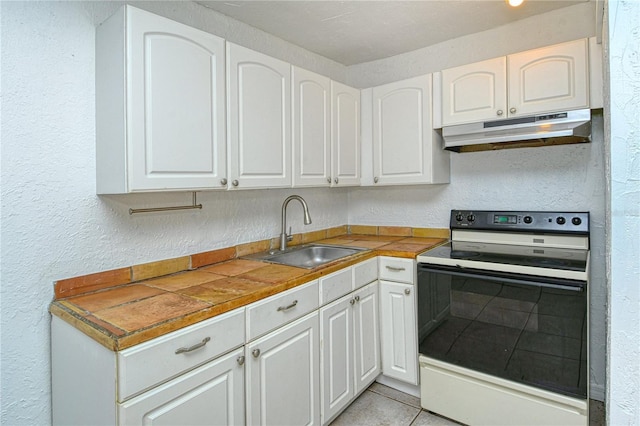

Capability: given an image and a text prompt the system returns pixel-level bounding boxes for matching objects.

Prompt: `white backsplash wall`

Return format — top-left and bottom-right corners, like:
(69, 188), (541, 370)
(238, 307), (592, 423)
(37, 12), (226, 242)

(0, 2), (347, 425)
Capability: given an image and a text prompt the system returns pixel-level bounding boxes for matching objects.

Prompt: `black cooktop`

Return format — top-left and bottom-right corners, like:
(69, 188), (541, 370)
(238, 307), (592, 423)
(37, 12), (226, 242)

(422, 242), (588, 272)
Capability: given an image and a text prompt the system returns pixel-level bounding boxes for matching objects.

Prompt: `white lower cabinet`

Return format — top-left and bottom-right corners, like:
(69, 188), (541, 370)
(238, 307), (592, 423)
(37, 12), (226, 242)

(51, 307), (246, 426)
(53, 258), (398, 426)
(321, 281), (380, 425)
(379, 280), (418, 385)
(246, 312), (320, 426)
(119, 348), (245, 425)
(353, 282), (381, 393)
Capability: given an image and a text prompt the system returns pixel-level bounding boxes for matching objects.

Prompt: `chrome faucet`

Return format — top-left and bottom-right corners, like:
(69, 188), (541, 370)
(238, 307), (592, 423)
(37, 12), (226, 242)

(280, 195), (312, 251)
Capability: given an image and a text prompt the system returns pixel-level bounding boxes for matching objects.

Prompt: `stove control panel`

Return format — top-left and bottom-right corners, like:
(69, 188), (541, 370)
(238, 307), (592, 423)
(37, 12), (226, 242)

(450, 210), (589, 234)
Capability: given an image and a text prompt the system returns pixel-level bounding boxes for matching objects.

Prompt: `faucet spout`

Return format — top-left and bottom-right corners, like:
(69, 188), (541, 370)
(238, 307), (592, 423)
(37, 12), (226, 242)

(280, 195), (312, 251)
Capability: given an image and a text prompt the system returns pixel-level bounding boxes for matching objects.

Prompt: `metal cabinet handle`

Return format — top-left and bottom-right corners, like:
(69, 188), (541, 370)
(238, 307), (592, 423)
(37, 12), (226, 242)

(509, 107), (517, 114)
(404, 288), (411, 295)
(334, 178), (339, 184)
(237, 355), (245, 366)
(496, 110), (503, 116)
(232, 180), (239, 187)
(385, 265), (406, 272)
(220, 178), (228, 186)
(350, 298), (356, 306)
(374, 177), (379, 183)
(175, 337), (210, 354)
(277, 300), (298, 312)
(354, 295), (360, 302)
(327, 177), (331, 184)
(252, 349), (261, 358)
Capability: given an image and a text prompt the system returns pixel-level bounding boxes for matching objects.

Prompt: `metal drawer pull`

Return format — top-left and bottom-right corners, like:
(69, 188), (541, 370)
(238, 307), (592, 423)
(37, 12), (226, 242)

(386, 265), (406, 272)
(277, 300), (298, 312)
(175, 337), (210, 354)
(252, 349), (261, 358)
(354, 295), (360, 302)
(404, 288), (411, 295)
(350, 298), (356, 306)
(237, 355), (245, 366)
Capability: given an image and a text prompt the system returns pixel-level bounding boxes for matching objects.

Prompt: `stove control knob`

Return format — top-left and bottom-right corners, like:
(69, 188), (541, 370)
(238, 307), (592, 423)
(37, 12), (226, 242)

(572, 217), (582, 226)
(467, 214), (475, 222)
(455, 213), (464, 222)
(556, 216), (566, 225)
(523, 216), (533, 224)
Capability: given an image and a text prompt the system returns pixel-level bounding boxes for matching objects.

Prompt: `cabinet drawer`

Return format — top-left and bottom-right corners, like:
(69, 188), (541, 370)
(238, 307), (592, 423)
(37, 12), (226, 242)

(379, 257), (414, 284)
(117, 307), (245, 402)
(246, 280), (319, 341)
(353, 257), (378, 290)
(319, 267), (352, 305)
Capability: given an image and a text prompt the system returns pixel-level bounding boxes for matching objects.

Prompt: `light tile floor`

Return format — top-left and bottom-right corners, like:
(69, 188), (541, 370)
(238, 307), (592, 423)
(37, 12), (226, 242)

(330, 383), (460, 426)
(331, 382), (606, 426)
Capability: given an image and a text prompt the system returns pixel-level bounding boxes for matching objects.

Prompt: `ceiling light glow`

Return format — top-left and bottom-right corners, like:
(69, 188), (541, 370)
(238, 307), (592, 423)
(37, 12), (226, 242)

(507, 0), (524, 7)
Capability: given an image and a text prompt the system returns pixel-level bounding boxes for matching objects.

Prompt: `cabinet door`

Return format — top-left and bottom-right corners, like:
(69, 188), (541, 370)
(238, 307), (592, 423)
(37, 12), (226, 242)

(292, 67), (331, 187)
(247, 312), (320, 426)
(508, 38), (589, 117)
(97, 6), (227, 193)
(373, 75), (442, 185)
(118, 348), (245, 426)
(441, 56), (507, 126)
(379, 281), (418, 385)
(331, 81), (361, 187)
(320, 295), (354, 423)
(353, 281), (381, 394)
(227, 43), (291, 189)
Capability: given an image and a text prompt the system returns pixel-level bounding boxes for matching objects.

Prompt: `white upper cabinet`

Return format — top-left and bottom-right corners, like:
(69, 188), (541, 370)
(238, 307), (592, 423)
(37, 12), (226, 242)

(331, 81), (361, 187)
(227, 43), (292, 189)
(372, 75), (450, 185)
(507, 39), (589, 117)
(96, 6), (227, 194)
(441, 38), (590, 126)
(292, 67), (332, 187)
(441, 57), (507, 126)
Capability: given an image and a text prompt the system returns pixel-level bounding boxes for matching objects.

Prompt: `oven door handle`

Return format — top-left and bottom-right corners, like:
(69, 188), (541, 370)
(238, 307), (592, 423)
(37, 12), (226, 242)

(417, 264), (586, 292)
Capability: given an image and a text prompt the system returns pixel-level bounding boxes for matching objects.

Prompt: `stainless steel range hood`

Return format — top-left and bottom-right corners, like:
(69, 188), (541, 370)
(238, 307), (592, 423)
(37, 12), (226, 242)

(442, 109), (591, 153)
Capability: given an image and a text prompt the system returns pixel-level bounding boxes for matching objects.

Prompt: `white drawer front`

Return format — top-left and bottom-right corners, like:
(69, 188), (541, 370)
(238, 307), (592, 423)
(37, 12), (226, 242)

(117, 307), (245, 402)
(379, 257), (414, 284)
(246, 280), (319, 341)
(353, 257), (378, 290)
(319, 267), (352, 305)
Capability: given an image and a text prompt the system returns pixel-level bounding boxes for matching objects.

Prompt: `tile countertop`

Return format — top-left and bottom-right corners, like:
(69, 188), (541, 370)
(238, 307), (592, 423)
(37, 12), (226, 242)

(50, 233), (447, 351)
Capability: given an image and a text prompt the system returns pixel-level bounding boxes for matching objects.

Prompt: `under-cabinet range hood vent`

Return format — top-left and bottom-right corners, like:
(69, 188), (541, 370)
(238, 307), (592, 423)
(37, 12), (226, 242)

(442, 109), (591, 153)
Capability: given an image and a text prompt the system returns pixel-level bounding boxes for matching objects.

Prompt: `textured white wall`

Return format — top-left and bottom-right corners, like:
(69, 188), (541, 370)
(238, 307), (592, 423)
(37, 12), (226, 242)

(0, 2), (347, 425)
(0, 1), (621, 425)
(605, 0), (640, 424)
(346, 3), (608, 400)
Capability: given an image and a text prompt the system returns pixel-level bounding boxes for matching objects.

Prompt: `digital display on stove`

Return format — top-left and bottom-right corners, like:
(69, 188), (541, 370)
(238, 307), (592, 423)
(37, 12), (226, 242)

(493, 214), (517, 224)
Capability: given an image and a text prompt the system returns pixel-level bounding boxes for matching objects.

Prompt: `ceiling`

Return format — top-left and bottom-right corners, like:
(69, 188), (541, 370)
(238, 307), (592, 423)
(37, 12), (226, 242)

(196, 0), (590, 66)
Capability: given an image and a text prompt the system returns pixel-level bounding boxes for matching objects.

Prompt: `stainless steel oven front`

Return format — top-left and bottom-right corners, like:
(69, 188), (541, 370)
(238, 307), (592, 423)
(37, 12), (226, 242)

(416, 210), (590, 426)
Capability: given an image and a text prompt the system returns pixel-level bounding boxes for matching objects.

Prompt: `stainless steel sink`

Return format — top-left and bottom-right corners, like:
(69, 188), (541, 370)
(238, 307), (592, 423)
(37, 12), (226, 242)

(249, 244), (367, 269)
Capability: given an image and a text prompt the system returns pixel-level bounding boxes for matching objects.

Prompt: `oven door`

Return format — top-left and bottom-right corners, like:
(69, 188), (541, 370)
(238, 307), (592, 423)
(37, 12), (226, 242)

(417, 263), (587, 399)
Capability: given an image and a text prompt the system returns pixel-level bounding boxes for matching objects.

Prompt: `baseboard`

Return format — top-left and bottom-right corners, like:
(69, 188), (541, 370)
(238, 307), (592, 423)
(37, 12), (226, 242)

(375, 375), (420, 398)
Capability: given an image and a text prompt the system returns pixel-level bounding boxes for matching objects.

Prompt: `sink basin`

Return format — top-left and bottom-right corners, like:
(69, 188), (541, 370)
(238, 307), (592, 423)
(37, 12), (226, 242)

(250, 244), (367, 269)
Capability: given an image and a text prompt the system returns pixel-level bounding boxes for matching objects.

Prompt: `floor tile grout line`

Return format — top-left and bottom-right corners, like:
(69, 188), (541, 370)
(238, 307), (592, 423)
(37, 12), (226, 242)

(367, 388), (422, 410)
(408, 409), (422, 426)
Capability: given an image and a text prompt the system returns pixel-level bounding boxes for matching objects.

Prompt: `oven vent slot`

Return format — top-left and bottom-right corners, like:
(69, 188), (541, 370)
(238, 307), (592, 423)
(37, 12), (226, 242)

(533, 238), (545, 244)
